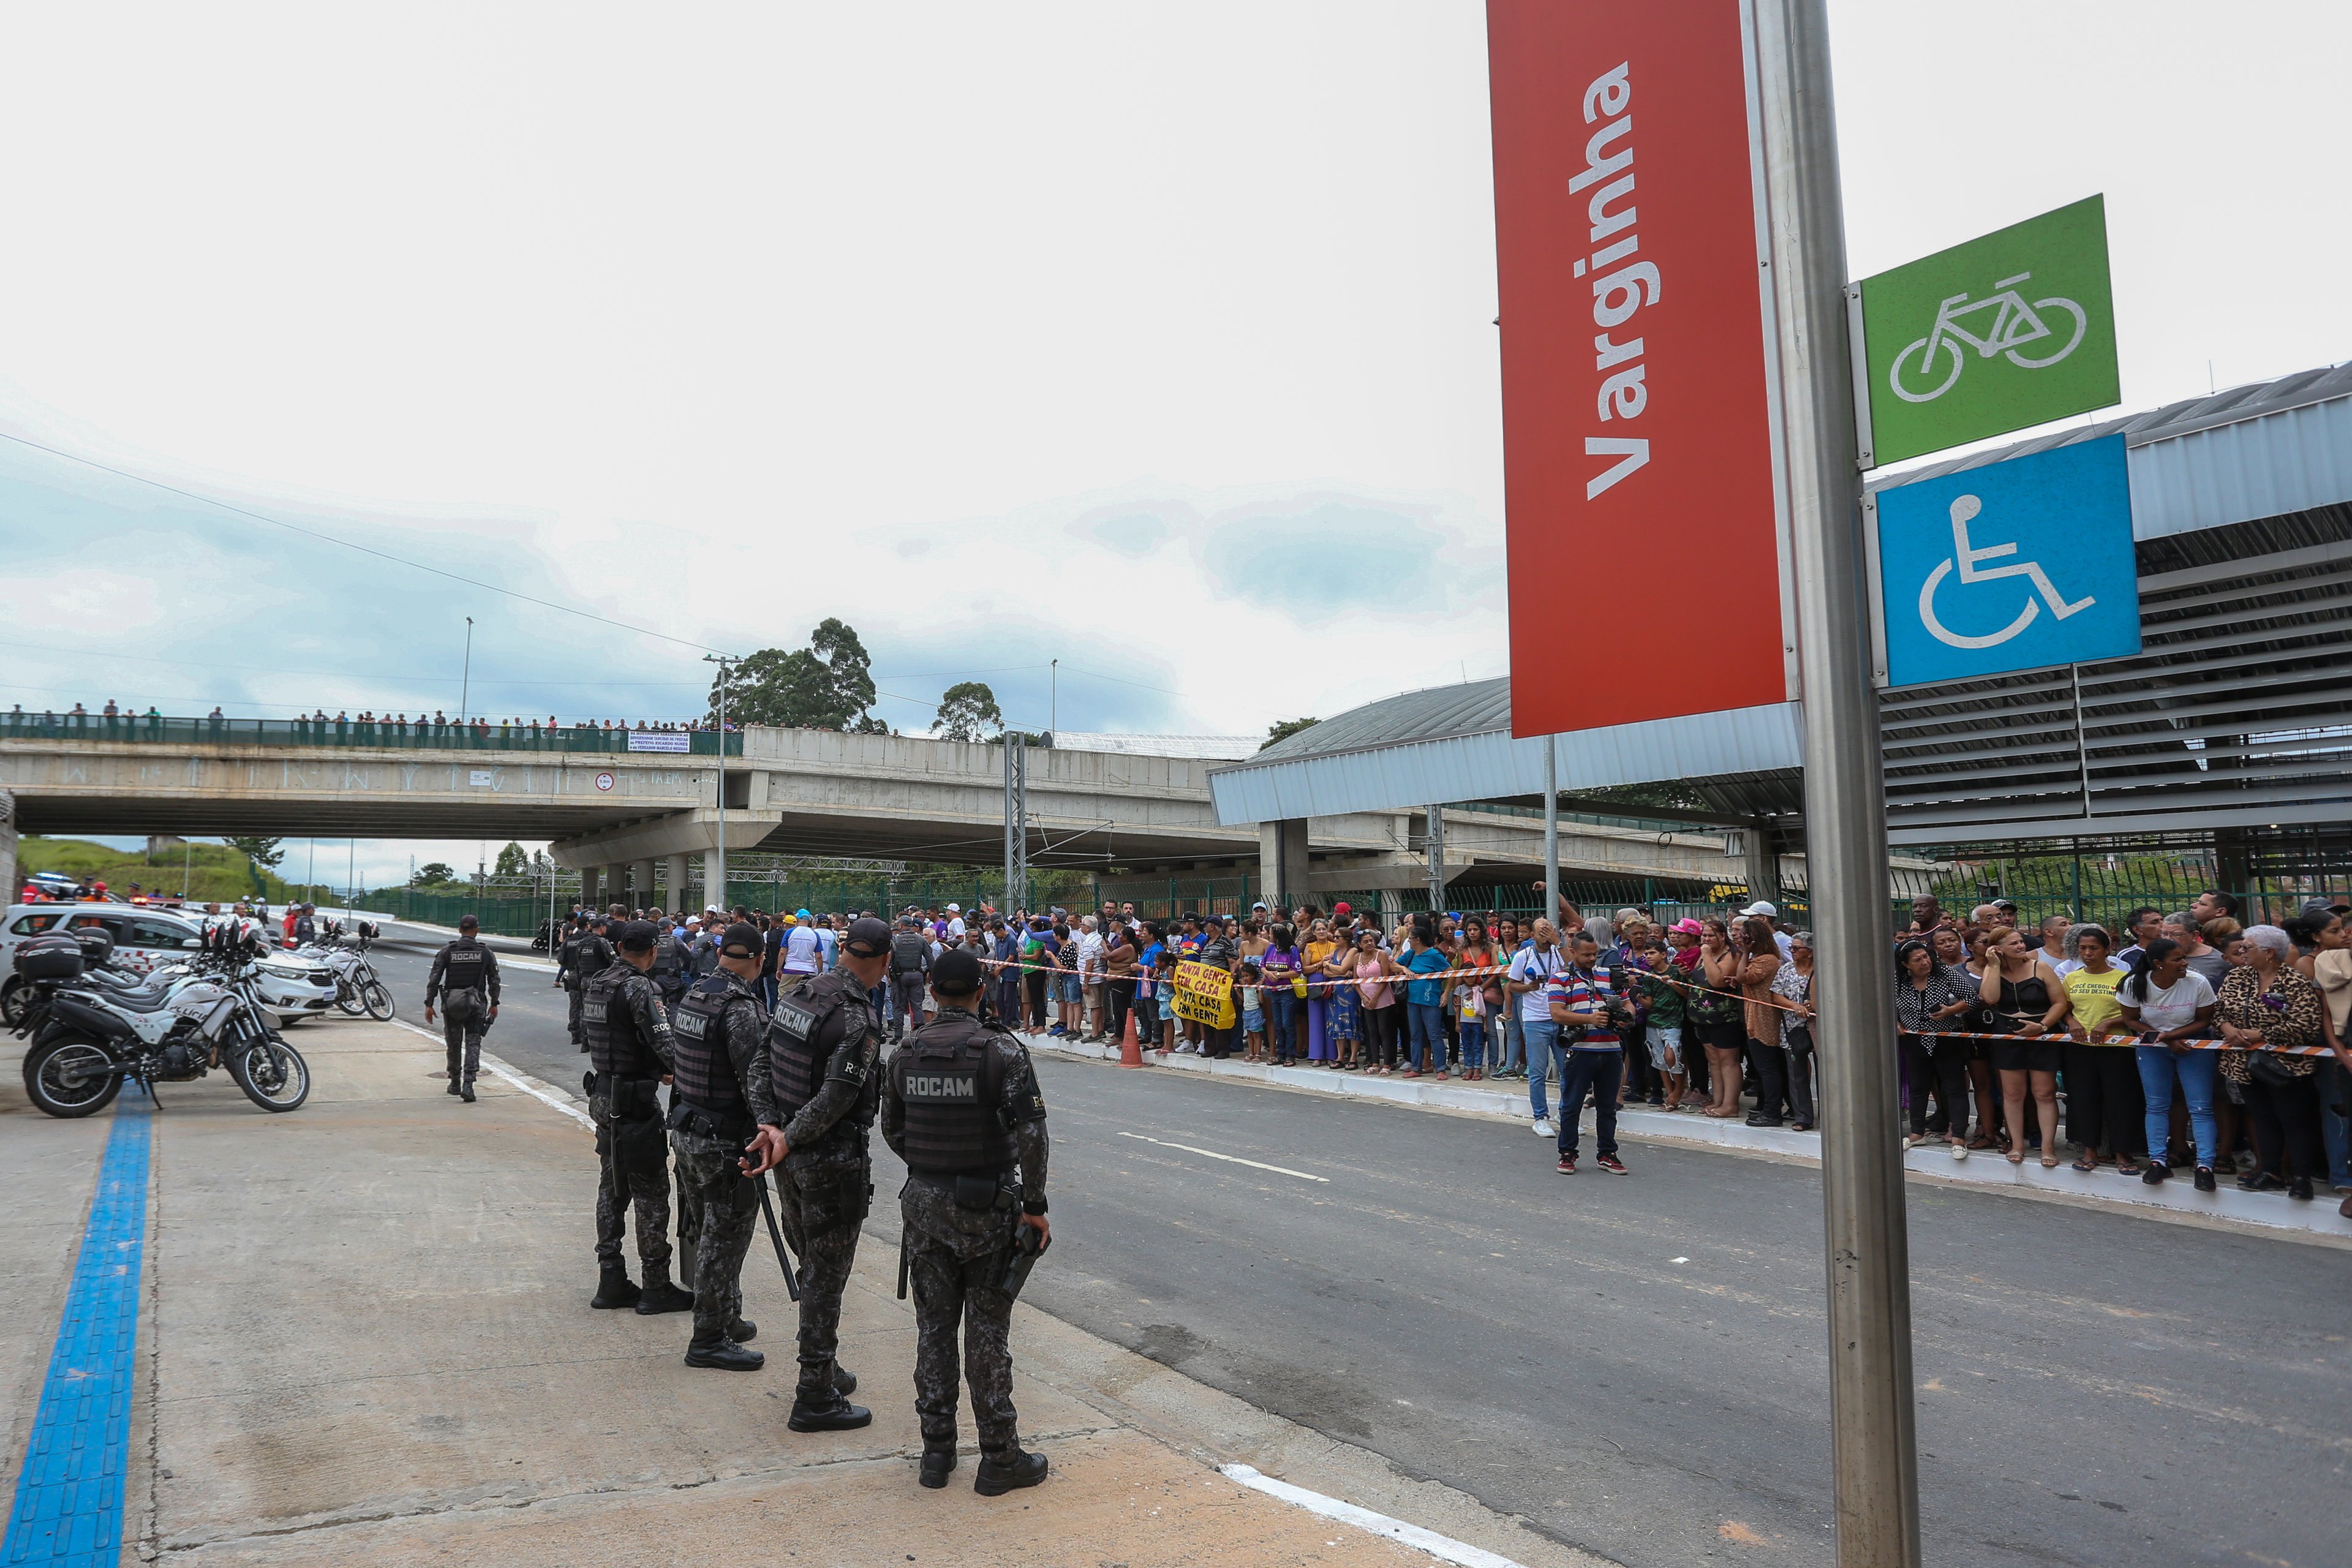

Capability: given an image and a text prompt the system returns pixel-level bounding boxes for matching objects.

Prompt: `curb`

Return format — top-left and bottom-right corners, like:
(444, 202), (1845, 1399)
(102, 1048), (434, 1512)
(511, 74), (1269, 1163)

(1021, 1034), (2352, 1244)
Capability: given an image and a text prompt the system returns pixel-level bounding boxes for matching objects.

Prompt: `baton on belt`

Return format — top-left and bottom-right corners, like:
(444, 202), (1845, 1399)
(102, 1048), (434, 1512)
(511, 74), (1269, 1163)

(751, 1172), (802, 1303)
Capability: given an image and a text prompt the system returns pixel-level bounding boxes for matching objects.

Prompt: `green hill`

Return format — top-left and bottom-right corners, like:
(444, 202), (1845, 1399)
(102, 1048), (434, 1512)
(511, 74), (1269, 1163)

(15, 836), (304, 905)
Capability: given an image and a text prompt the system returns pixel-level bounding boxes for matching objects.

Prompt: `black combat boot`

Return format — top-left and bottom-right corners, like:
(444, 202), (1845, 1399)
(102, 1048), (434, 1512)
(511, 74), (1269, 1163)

(634, 1280), (695, 1314)
(787, 1393), (873, 1432)
(918, 1444), (957, 1490)
(684, 1334), (765, 1371)
(590, 1267), (639, 1310)
(445, 1078), (462, 1096)
(833, 1365), (858, 1396)
(726, 1317), (757, 1344)
(459, 1080), (476, 1103)
(973, 1449), (1048, 1496)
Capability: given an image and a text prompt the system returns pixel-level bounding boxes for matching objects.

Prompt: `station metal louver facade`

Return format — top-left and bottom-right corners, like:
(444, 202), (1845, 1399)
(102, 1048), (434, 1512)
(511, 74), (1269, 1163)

(1882, 501), (2352, 845)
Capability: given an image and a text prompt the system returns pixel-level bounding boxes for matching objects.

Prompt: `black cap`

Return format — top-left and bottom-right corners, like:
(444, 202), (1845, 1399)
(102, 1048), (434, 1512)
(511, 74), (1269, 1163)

(932, 948), (984, 995)
(615, 920), (657, 952)
(458, 914), (479, 931)
(720, 921), (762, 957)
(842, 916), (893, 957)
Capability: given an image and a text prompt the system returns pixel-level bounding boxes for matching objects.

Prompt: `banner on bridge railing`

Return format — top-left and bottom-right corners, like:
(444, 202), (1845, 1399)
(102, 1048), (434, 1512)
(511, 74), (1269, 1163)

(1167, 960), (1237, 1031)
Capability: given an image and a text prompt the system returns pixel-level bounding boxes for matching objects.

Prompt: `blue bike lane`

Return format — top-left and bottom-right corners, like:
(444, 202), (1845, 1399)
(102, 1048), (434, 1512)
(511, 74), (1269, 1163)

(1, 1097), (151, 1567)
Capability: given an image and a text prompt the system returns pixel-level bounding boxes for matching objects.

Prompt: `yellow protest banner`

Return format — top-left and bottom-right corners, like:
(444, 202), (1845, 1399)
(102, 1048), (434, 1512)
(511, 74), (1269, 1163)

(1169, 960), (1236, 1030)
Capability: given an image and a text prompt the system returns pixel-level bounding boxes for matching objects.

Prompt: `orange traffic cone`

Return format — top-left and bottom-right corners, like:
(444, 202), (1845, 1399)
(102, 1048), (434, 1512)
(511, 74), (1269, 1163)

(1118, 1004), (1144, 1068)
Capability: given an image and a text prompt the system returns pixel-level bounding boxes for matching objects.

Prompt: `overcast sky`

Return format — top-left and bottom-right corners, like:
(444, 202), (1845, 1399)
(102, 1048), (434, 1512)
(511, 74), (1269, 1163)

(5, 1), (2347, 886)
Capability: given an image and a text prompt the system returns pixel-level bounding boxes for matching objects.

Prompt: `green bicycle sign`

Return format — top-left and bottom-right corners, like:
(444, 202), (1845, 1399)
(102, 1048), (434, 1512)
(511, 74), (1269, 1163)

(1855, 195), (2119, 466)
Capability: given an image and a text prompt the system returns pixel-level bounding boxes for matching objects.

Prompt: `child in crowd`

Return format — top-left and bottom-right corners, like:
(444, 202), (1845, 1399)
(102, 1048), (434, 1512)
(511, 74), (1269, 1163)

(1453, 973), (1488, 1080)
(1640, 942), (1689, 1110)
(1238, 962), (1266, 1061)
(1153, 949), (1180, 1052)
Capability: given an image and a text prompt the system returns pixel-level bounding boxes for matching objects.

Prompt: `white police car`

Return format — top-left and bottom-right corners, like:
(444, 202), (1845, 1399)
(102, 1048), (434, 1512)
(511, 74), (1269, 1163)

(1, 902), (337, 1024)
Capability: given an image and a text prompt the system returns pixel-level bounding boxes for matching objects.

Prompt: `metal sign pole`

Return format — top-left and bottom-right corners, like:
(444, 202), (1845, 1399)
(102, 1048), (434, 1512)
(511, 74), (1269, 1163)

(1751, 2), (1921, 1564)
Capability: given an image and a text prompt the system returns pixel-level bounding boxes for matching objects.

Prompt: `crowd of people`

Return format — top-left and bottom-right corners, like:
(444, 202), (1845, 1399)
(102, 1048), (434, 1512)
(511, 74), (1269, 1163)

(580, 886), (2352, 1207)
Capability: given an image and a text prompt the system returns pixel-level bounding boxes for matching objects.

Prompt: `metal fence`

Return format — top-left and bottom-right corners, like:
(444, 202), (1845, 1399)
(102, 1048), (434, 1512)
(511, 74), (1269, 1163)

(2, 711), (740, 755)
(1927, 850), (2352, 932)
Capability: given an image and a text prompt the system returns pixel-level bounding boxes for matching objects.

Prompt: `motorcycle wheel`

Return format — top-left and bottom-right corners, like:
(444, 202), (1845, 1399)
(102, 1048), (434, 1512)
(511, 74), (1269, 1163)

(230, 1033), (311, 1113)
(0, 979), (24, 1028)
(362, 981), (394, 1020)
(23, 1039), (125, 1119)
(334, 979), (366, 1016)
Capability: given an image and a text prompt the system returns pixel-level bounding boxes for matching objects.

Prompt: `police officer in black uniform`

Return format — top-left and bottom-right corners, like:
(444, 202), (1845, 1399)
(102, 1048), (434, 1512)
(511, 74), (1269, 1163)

(560, 914), (614, 1050)
(582, 921), (695, 1315)
(880, 948), (1052, 1495)
(649, 911), (688, 1008)
(666, 922), (772, 1370)
(423, 913), (501, 1104)
(744, 914), (892, 1431)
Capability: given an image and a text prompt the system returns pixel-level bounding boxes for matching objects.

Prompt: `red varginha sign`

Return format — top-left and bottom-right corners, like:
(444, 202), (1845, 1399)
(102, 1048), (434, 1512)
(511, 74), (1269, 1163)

(1487, 0), (1792, 737)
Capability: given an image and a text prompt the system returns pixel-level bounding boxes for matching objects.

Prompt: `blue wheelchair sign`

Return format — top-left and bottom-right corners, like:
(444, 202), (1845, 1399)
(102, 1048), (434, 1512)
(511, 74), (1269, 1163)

(1874, 434), (2139, 687)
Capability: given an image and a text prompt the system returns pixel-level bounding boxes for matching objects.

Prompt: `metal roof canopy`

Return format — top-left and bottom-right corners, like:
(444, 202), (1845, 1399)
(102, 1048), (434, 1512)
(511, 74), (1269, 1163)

(1210, 361), (2352, 842)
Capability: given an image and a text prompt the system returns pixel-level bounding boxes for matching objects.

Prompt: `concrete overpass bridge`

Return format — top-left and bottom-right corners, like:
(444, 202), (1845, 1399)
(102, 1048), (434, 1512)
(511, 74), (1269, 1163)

(0, 714), (1776, 910)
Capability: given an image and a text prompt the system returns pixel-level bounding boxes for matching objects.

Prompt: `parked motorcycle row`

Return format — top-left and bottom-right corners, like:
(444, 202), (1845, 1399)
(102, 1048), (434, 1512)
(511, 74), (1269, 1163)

(6, 920), (377, 1119)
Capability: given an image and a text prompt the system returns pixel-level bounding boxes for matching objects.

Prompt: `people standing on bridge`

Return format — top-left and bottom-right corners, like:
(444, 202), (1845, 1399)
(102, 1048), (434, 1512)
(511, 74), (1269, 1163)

(880, 948), (1052, 1494)
(665, 922), (773, 1371)
(424, 914), (501, 1104)
(745, 915), (894, 1433)
(582, 921), (692, 1314)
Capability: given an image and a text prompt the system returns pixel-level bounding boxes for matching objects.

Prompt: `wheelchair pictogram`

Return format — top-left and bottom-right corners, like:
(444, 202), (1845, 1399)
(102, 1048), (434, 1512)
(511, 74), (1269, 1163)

(1917, 492), (2097, 650)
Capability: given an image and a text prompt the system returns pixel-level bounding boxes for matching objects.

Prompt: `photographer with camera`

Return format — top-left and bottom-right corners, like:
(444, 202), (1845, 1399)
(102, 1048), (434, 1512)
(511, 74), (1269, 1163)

(1548, 932), (1633, 1175)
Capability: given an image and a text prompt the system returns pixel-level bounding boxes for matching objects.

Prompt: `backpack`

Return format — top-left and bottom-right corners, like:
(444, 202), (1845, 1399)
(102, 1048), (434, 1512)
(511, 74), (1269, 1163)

(891, 929), (929, 977)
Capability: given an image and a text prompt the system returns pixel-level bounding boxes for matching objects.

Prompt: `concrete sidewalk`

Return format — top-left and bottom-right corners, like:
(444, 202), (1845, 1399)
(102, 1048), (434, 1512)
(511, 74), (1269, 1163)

(0, 1019), (1605, 1568)
(1028, 1034), (2352, 1245)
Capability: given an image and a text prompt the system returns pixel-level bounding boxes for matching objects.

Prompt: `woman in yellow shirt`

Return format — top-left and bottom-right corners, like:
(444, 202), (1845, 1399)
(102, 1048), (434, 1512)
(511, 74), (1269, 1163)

(1302, 919), (1340, 1067)
(2060, 924), (2143, 1175)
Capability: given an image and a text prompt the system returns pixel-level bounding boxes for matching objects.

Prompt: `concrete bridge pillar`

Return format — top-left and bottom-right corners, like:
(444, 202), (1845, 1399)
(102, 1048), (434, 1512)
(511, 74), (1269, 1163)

(630, 859), (655, 909)
(601, 864), (627, 911)
(663, 853), (690, 912)
(579, 865), (600, 910)
(1258, 819), (1309, 916)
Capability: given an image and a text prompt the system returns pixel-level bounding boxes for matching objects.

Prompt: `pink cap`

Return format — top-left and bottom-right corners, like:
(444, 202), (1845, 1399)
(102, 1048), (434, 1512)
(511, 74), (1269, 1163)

(1672, 918), (1705, 937)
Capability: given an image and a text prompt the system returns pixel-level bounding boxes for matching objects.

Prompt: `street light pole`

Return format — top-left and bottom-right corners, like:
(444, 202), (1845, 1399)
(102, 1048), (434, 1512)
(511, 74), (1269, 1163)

(1752, 4), (1920, 1564)
(704, 654), (733, 912)
(459, 616), (474, 724)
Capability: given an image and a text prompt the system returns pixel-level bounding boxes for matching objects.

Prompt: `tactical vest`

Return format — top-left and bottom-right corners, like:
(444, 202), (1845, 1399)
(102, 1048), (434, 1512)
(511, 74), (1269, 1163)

(891, 1011), (1017, 1177)
(890, 929), (929, 977)
(767, 970), (869, 1126)
(669, 973), (749, 1133)
(583, 963), (659, 1080)
(558, 932), (586, 984)
(652, 932), (684, 987)
(440, 940), (489, 997)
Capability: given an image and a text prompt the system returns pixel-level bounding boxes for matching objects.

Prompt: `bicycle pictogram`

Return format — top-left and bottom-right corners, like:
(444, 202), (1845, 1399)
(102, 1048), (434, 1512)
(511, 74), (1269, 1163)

(1917, 492), (2096, 650)
(1889, 272), (2087, 404)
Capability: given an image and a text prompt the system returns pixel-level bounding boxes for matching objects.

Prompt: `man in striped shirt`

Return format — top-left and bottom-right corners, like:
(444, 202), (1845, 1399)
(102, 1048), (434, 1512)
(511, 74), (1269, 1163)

(1548, 933), (1629, 1175)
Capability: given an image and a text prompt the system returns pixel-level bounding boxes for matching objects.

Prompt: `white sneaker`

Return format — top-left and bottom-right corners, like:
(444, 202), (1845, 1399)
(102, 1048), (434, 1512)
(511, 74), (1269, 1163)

(1532, 1118), (1554, 1137)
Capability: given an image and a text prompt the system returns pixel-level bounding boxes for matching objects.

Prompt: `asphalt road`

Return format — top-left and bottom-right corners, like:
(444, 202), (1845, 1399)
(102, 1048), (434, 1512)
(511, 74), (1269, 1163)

(363, 930), (2349, 1568)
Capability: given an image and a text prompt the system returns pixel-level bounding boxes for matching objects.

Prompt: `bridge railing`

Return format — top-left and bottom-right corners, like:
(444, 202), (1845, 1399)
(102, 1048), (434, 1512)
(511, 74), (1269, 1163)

(1, 712), (742, 756)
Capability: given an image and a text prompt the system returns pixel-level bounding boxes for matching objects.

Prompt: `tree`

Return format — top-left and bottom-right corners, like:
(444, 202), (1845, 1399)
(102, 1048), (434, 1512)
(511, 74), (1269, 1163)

(714, 617), (884, 731)
(226, 835), (285, 870)
(413, 862), (458, 887)
(494, 842), (529, 876)
(933, 681), (1003, 743)
(1261, 717), (1320, 752)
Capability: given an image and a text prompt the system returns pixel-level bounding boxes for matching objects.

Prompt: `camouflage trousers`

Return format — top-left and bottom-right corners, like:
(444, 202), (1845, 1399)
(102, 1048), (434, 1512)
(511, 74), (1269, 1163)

(905, 1229), (1019, 1458)
(442, 1016), (484, 1084)
(565, 986), (586, 1049)
(775, 1160), (865, 1402)
(591, 1094), (674, 1284)
(673, 1132), (758, 1338)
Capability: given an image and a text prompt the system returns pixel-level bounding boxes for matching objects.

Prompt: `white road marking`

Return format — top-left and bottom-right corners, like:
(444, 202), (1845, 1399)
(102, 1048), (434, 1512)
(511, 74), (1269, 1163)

(1219, 1464), (1529, 1568)
(390, 1018), (593, 1128)
(1116, 1131), (1327, 1182)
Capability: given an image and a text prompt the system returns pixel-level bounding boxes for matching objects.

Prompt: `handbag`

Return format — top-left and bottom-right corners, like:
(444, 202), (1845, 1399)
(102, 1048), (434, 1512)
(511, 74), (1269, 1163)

(2245, 1047), (2302, 1088)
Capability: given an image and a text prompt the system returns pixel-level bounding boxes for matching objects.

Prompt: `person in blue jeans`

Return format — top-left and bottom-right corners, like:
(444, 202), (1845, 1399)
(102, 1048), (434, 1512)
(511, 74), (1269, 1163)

(1401, 918), (1452, 1076)
(1510, 921), (1565, 1127)
(1551, 934), (1629, 1174)
(2118, 938), (2222, 1191)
